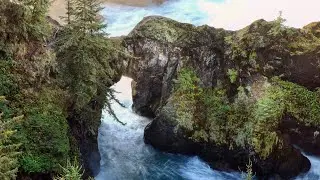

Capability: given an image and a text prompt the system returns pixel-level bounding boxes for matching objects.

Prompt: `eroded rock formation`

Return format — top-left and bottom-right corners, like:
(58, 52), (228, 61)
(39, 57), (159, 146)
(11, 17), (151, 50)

(123, 16), (320, 179)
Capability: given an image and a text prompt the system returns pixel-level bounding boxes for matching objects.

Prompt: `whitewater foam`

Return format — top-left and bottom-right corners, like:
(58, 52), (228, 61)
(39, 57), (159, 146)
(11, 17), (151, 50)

(102, 0), (223, 36)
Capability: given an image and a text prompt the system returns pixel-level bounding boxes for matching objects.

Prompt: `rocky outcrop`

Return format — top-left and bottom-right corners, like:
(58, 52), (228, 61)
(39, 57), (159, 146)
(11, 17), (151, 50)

(124, 16), (230, 116)
(123, 16), (320, 178)
(280, 114), (320, 156)
(145, 107), (311, 178)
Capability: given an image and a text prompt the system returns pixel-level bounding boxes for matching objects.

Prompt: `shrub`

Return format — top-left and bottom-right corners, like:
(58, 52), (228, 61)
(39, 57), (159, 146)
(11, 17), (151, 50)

(54, 159), (83, 180)
(18, 89), (70, 173)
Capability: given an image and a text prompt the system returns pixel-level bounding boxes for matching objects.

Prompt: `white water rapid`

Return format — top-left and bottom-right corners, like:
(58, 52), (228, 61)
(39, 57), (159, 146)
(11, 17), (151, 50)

(96, 77), (320, 180)
(96, 77), (242, 180)
(102, 0), (224, 37)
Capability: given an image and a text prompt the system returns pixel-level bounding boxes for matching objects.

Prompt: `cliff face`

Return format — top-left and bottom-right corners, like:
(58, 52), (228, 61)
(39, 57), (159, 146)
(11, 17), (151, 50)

(67, 37), (124, 178)
(123, 16), (320, 178)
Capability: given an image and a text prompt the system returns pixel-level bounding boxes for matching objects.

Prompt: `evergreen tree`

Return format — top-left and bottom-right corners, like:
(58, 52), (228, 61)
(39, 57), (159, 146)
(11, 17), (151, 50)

(0, 97), (22, 180)
(19, 0), (50, 40)
(56, 0), (116, 112)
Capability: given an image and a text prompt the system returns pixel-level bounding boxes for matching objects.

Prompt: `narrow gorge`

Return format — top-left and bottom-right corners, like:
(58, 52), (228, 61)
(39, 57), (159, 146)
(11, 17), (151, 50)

(1, 0), (320, 179)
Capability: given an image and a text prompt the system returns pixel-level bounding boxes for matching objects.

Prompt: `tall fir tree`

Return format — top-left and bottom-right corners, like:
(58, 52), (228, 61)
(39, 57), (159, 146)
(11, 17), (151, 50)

(57, 0), (116, 111)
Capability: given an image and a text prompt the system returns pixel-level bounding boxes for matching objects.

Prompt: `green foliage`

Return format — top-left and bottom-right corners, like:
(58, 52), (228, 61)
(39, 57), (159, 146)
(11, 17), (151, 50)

(19, 89), (70, 173)
(201, 88), (229, 144)
(0, 0), (72, 176)
(56, 0), (116, 110)
(172, 68), (320, 159)
(0, 97), (22, 180)
(251, 78), (320, 158)
(21, 154), (54, 173)
(0, 0), (50, 45)
(242, 159), (254, 180)
(227, 68), (238, 83)
(273, 78), (320, 126)
(173, 69), (250, 145)
(251, 90), (284, 158)
(0, 60), (17, 97)
(227, 86), (253, 148)
(172, 68), (201, 130)
(54, 159), (83, 180)
(268, 12), (287, 37)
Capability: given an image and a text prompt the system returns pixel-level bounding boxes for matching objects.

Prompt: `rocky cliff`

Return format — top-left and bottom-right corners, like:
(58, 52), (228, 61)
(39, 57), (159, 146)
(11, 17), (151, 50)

(123, 16), (320, 179)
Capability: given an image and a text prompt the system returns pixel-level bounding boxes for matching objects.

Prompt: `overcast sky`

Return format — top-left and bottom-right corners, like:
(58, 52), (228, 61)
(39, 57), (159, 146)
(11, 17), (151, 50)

(199, 0), (320, 30)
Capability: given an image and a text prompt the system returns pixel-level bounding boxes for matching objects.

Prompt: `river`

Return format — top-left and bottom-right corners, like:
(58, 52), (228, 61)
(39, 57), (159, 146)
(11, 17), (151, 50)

(96, 77), (320, 180)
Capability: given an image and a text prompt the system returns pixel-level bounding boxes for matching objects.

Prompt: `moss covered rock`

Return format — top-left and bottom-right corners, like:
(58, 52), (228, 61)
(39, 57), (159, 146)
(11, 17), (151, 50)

(124, 16), (320, 178)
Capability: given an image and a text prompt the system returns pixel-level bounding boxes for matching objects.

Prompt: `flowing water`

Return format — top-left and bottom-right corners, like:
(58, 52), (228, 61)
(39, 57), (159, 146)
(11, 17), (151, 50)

(101, 0), (224, 37)
(96, 77), (320, 180)
(96, 77), (242, 180)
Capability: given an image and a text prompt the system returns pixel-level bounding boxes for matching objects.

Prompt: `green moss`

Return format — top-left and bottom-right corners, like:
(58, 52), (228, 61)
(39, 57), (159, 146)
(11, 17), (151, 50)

(273, 78), (320, 126)
(288, 29), (320, 55)
(21, 155), (55, 173)
(172, 68), (200, 130)
(251, 78), (320, 158)
(134, 17), (195, 44)
(251, 86), (285, 158)
(201, 88), (230, 144)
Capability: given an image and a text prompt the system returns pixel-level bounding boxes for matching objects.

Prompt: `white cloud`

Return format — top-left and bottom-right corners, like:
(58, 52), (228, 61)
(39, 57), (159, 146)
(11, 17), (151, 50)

(198, 0), (320, 30)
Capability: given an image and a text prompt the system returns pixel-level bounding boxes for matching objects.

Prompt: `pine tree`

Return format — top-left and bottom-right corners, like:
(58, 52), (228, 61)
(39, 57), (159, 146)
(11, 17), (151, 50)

(56, 0), (115, 110)
(0, 96), (22, 180)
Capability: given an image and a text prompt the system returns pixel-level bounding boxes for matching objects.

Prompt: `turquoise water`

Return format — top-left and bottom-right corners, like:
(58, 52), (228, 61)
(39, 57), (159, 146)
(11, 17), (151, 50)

(96, 77), (320, 180)
(102, 0), (224, 36)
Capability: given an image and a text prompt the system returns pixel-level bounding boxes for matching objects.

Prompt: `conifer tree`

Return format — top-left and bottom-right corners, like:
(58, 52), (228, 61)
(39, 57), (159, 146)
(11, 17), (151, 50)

(0, 97), (22, 180)
(56, 0), (115, 110)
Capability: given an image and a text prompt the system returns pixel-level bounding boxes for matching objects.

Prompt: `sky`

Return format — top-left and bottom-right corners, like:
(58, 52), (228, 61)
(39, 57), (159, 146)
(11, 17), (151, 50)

(103, 0), (320, 36)
(199, 0), (320, 30)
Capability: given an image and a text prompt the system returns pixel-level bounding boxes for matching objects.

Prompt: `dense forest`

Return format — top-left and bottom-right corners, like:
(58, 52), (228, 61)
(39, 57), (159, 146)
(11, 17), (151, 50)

(0, 0), (121, 179)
